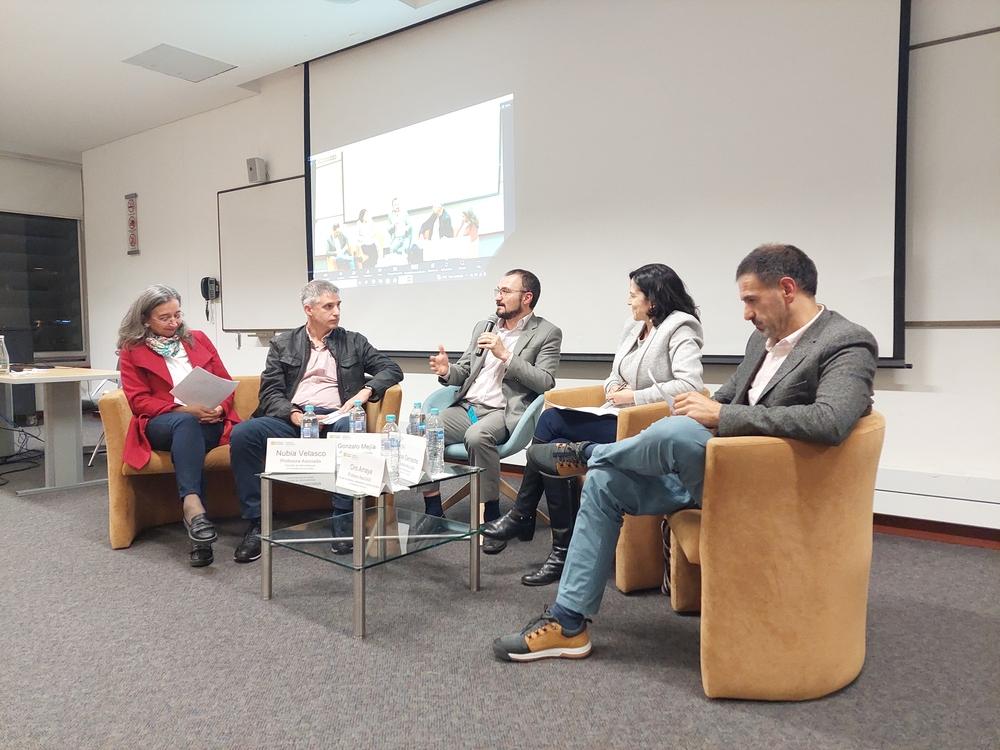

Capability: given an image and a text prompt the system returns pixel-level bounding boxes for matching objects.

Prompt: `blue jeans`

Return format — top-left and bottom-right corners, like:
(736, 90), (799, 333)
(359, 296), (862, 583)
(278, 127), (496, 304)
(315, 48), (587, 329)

(230, 415), (351, 520)
(533, 408), (618, 445)
(555, 416), (712, 617)
(145, 412), (225, 501)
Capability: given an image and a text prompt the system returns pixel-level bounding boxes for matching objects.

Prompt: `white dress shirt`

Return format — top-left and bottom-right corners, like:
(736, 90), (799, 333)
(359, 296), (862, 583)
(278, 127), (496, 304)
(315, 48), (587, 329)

(463, 313), (533, 410)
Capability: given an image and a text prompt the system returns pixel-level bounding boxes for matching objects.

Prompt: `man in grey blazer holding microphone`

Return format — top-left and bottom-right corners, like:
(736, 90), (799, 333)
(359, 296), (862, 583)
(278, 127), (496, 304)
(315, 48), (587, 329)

(494, 244), (878, 662)
(425, 269), (562, 546)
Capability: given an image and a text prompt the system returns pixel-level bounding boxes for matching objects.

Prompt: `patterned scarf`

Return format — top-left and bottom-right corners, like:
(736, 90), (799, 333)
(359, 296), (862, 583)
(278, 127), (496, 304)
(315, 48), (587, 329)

(144, 334), (181, 358)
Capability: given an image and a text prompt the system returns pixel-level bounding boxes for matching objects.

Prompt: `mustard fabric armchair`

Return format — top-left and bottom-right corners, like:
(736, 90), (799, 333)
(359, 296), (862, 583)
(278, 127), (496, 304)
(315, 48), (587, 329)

(667, 412), (886, 700)
(543, 385), (671, 592)
(99, 377), (402, 549)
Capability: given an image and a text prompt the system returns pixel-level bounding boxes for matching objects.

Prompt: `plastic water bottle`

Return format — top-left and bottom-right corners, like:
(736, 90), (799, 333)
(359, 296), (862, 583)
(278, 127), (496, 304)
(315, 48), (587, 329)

(0, 335), (9, 375)
(300, 405), (320, 439)
(381, 414), (400, 482)
(408, 401), (425, 436)
(350, 400), (367, 433)
(426, 408), (445, 476)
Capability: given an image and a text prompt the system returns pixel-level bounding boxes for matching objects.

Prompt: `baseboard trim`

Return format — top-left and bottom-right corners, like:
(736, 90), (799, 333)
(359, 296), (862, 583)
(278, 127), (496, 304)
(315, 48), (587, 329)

(874, 514), (999, 549)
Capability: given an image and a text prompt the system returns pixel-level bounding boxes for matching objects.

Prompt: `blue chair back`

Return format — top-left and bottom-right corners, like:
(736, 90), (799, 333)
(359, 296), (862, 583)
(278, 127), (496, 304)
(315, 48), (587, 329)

(420, 386), (545, 461)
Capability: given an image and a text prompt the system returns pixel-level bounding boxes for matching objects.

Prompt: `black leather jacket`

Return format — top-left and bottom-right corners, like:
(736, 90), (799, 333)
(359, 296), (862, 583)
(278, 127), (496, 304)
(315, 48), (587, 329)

(254, 325), (403, 420)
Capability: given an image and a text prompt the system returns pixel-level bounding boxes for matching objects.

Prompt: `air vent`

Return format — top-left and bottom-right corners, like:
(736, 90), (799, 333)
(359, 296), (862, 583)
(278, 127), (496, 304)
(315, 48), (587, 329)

(123, 44), (236, 83)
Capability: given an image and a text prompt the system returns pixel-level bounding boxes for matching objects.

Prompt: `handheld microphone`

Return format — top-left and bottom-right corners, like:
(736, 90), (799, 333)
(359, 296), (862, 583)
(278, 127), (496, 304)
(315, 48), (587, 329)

(476, 318), (498, 356)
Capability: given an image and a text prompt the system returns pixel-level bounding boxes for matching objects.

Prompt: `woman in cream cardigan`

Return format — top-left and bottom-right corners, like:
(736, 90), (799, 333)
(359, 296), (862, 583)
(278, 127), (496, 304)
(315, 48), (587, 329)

(481, 263), (704, 585)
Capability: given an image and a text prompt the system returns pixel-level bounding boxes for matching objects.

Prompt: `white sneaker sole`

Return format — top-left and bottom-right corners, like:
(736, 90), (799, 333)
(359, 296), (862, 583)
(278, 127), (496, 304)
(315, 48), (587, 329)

(508, 643), (592, 661)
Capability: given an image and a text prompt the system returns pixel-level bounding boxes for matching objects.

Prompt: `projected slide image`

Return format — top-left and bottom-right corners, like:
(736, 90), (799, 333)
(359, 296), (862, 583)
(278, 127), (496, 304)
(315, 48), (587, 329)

(310, 95), (513, 288)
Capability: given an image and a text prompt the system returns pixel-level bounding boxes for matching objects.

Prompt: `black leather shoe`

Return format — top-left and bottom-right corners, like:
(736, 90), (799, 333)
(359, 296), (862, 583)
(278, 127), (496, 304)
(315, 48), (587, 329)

(481, 509), (536, 542)
(527, 442), (593, 477)
(183, 512), (218, 543)
(482, 535), (507, 555)
(233, 520), (262, 563)
(521, 547), (567, 586)
(189, 543), (214, 568)
(330, 513), (353, 556)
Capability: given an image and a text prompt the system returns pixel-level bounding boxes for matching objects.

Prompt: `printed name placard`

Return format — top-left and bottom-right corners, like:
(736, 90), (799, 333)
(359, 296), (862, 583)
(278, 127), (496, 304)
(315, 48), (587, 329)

(325, 432), (382, 459)
(397, 433), (428, 485)
(264, 438), (337, 474)
(336, 452), (390, 496)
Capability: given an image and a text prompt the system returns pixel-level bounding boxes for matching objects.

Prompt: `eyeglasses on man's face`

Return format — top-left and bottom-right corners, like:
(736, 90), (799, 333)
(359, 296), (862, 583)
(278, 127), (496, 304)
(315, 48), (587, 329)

(493, 287), (525, 296)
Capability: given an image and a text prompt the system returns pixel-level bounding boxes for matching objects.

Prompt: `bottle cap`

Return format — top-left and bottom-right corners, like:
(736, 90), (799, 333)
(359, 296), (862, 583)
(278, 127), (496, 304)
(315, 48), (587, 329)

(386, 414), (396, 422)
(354, 400), (362, 406)
(305, 405), (315, 413)
(430, 408), (440, 415)
(414, 402), (421, 408)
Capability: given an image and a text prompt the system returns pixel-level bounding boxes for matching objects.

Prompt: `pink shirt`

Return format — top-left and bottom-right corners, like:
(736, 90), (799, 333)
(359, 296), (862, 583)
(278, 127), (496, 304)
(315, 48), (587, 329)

(463, 313), (532, 410)
(291, 346), (342, 409)
(747, 305), (825, 406)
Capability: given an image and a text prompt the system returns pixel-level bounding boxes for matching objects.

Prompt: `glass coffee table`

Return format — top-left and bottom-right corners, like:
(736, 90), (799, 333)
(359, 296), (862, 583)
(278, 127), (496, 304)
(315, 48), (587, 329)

(258, 465), (483, 637)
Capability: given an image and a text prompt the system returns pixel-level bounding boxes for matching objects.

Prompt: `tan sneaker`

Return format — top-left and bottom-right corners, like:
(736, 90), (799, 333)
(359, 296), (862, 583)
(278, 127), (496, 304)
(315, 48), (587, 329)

(493, 609), (592, 662)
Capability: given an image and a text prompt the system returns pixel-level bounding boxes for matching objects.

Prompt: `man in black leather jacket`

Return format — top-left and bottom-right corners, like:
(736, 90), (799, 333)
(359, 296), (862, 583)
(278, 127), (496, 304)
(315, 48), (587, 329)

(229, 280), (403, 563)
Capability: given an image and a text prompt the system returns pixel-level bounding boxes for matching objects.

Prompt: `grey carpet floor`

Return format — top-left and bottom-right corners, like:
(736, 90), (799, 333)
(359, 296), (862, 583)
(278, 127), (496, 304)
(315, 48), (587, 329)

(0, 453), (997, 750)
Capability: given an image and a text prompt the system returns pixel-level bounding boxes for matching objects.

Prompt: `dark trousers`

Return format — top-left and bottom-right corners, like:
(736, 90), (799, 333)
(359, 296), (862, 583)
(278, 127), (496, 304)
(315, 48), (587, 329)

(145, 412), (225, 501)
(230, 415), (351, 520)
(533, 408), (618, 445)
(514, 409), (618, 516)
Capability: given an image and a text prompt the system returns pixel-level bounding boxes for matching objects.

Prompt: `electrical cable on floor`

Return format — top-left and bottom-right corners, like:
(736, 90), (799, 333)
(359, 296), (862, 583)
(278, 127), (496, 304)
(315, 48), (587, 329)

(0, 459), (41, 487)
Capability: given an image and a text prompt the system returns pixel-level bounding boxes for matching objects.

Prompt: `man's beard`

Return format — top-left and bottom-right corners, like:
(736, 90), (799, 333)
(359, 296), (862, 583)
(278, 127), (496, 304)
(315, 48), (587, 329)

(496, 304), (519, 320)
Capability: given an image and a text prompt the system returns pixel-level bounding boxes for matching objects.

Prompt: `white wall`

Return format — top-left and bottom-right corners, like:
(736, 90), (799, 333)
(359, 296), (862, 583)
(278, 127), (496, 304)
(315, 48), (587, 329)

(81, 3), (1000, 528)
(0, 153), (82, 218)
(82, 66), (303, 375)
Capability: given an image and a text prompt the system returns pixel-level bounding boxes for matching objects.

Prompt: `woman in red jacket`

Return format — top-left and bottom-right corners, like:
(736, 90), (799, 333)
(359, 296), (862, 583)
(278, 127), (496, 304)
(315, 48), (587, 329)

(116, 284), (240, 567)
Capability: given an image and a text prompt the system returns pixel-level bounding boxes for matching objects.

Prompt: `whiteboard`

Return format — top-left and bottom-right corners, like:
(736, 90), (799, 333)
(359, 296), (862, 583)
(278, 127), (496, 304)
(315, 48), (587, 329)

(218, 176), (307, 331)
(906, 33), (1000, 322)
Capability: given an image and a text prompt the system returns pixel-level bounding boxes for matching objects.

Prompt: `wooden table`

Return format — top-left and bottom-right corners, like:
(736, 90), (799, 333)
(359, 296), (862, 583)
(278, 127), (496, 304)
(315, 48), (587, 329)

(0, 367), (119, 496)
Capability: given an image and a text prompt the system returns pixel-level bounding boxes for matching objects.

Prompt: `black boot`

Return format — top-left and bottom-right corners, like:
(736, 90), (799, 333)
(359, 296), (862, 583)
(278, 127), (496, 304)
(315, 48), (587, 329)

(521, 474), (580, 587)
(480, 464), (544, 541)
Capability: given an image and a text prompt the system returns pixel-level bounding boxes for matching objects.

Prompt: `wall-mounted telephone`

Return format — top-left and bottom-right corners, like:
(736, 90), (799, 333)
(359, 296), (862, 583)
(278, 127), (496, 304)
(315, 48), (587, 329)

(200, 277), (220, 320)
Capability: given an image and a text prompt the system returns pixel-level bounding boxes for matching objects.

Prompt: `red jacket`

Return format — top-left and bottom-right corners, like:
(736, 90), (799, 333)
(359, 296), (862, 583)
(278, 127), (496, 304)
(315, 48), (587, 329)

(119, 330), (241, 470)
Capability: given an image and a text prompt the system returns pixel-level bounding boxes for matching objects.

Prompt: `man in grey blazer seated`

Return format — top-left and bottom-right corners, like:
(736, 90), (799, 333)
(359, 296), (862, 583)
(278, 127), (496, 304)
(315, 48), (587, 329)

(493, 244), (878, 662)
(426, 268), (562, 552)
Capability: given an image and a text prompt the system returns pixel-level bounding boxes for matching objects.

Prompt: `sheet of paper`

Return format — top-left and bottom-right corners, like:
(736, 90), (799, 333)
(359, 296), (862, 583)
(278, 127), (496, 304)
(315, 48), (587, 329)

(336, 451), (389, 496)
(318, 411), (351, 426)
(397, 433), (428, 485)
(169, 366), (237, 409)
(264, 438), (338, 474)
(647, 369), (676, 410)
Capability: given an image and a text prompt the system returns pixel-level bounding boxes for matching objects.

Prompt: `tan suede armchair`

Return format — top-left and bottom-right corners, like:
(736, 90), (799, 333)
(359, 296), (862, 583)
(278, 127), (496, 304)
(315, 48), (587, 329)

(543, 385), (671, 592)
(667, 412), (886, 700)
(99, 377), (402, 549)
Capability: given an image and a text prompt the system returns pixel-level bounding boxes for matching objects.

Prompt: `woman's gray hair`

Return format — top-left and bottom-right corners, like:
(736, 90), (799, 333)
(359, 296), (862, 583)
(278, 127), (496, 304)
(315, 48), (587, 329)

(116, 284), (192, 350)
(301, 279), (340, 307)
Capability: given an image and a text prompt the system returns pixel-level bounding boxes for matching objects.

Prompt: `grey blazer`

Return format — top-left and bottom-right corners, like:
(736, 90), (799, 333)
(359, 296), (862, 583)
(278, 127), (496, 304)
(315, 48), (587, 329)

(714, 309), (877, 445)
(442, 314), (563, 434)
(605, 312), (704, 405)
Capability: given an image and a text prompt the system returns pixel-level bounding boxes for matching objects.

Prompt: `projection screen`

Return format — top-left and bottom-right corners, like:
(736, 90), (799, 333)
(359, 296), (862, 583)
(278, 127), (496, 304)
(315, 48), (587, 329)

(307, 0), (905, 359)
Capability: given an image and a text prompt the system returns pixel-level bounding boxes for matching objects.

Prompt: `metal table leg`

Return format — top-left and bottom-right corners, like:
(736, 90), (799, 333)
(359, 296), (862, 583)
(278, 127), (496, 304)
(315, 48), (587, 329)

(261, 476), (272, 599)
(352, 493), (366, 638)
(469, 470), (480, 592)
(376, 493), (387, 561)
